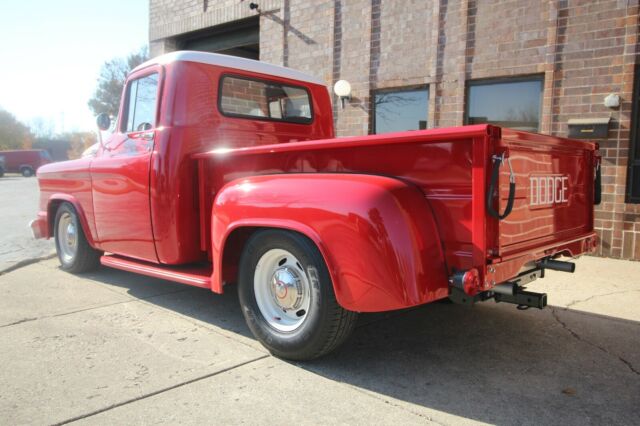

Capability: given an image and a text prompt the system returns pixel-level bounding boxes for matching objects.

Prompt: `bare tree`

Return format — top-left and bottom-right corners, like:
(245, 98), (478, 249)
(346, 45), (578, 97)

(504, 103), (540, 131)
(88, 46), (149, 118)
(29, 116), (55, 138)
(374, 92), (421, 124)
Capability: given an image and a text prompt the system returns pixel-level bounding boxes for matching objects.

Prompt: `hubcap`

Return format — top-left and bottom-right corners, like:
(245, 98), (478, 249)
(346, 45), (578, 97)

(254, 249), (311, 332)
(270, 267), (303, 311)
(57, 212), (78, 263)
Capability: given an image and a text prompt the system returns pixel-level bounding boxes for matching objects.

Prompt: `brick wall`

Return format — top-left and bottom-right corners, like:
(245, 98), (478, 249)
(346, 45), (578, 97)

(149, 0), (640, 260)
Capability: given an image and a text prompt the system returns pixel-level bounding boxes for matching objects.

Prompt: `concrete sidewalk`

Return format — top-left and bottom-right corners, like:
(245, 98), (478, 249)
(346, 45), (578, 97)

(0, 177), (55, 273)
(0, 255), (638, 425)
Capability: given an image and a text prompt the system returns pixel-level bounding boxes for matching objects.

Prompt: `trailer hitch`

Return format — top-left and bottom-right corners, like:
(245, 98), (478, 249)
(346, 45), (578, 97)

(449, 285), (547, 310)
(486, 152), (516, 220)
(494, 287), (547, 310)
(450, 267), (547, 309)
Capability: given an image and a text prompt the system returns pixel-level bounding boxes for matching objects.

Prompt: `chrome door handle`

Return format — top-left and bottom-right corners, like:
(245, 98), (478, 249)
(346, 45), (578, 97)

(141, 131), (155, 140)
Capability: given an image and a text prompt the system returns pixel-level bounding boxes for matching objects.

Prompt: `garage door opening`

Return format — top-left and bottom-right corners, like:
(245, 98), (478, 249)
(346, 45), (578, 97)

(177, 17), (259, 60)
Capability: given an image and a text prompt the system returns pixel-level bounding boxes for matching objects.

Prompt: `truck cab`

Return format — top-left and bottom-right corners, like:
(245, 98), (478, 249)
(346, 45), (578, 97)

(31, 51), (599, 360)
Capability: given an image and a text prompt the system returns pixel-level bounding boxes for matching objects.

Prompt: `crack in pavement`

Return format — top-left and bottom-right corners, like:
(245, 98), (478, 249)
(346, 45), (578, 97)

(51, 355), (270, 425)
(0, 254), (263, 353)
(550, 307), (640, 376)
(566, 289), (640, 308)
(0, 317), (38, 328)
(0, 253), (56, 275)
(0, 247), (26, 256)
(0, 288), (193, 329)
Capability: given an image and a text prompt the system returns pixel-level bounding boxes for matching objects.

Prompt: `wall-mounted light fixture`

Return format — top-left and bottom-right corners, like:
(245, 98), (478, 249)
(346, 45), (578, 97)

(333, 80), (352, 109)
(604, 93), (620, 109)
(241, 1), (260, 12)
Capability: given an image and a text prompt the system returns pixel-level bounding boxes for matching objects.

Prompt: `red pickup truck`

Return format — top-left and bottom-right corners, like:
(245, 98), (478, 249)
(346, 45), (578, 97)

(31, 51), (599, 360)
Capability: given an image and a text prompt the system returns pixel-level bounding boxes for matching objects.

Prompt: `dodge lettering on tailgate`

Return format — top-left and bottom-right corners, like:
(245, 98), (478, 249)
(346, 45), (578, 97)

(530, 175), (570, 207)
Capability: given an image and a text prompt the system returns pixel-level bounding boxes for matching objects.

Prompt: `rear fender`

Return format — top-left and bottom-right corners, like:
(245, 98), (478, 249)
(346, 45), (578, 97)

(46, 194), (97, 247)
(211, 173), (449, 312)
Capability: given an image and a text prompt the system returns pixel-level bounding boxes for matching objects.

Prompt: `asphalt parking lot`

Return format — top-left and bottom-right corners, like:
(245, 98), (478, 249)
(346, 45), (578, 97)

(0, 177), (638, 425)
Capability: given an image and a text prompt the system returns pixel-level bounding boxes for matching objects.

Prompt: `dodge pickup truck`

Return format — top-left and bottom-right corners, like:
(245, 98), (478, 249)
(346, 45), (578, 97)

(31, 51), (600, 360)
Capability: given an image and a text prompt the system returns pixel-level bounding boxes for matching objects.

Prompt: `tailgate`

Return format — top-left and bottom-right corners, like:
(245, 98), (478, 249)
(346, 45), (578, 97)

(494, 130), (597, 257)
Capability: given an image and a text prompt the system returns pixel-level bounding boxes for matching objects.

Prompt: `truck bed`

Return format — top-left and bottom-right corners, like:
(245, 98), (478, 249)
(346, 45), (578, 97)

(193, 124), (597, 289)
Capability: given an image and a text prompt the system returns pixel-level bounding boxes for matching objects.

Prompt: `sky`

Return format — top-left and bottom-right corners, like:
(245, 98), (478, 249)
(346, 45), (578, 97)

(0, 1), (149, 134)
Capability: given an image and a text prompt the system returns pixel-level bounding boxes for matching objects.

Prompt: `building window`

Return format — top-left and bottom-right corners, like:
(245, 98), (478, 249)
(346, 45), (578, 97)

(123, 73), (159, 133)
(372, 87), (429, 134)
(627, 65), (640, 203)
(219, 75), (312, 124)
(466, 76), (543, 132)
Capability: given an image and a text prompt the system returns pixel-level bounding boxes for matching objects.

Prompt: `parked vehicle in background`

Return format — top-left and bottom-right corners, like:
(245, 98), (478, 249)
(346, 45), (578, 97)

(31, 52), (600, 360)
(0, 149), (52, 177)
(0, 156), (5, 177)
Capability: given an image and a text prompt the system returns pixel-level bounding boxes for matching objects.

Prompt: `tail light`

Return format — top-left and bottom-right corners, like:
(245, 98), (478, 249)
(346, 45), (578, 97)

(450, 268), (480, 295)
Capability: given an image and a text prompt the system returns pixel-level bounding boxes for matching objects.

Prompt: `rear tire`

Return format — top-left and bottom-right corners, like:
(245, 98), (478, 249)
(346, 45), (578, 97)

(238, 229), (358, 361)
(21, 167), (34, 177)
(54, 202), (101, 273)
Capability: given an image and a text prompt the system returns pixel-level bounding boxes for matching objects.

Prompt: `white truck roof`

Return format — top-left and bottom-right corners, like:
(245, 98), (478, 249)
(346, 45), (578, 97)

(132, 51), (326, 86)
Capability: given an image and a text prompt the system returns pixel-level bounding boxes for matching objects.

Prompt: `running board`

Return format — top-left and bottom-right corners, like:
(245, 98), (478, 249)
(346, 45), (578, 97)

(100, 255), (212, 289)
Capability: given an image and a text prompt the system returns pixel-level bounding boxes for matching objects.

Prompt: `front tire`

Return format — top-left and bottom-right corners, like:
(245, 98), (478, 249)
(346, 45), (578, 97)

(238, 229), (358, 361)
(54, 203), (101, 273)
(21, 167), (34, 177)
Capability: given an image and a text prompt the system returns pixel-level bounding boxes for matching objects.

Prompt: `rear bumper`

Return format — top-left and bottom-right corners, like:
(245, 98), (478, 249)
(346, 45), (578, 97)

(485, 231), (598, 288)
(29, 212), (48, 239)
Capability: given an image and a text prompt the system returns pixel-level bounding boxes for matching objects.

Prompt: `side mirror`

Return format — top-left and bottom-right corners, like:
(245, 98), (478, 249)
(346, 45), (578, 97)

(96, 113), (111, 131)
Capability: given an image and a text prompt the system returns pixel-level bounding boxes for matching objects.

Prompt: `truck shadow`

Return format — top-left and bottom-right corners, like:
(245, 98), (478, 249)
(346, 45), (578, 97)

(82, 266), (640, 425)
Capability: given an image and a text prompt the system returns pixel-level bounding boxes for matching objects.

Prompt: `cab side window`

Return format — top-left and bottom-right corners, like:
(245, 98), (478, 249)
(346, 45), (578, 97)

(123, 73), (159, 132)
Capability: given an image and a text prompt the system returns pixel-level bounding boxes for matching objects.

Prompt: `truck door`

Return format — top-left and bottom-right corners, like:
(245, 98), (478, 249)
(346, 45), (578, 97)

(90, 70), (160, 262)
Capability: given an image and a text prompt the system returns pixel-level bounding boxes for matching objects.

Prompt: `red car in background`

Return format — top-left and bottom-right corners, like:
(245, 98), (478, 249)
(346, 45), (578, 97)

(0, 149), (52, 177)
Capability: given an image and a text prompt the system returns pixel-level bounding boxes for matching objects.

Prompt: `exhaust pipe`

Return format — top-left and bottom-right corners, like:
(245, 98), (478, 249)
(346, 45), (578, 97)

(537, 258), (575, 273)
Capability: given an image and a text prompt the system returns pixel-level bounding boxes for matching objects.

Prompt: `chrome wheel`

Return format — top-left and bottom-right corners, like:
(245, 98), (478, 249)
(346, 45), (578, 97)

(57, 211), (78, 264)
(254, 248), (311, 332)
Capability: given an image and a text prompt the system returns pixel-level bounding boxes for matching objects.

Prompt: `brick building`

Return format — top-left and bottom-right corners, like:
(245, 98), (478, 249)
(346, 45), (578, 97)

(149, 0), (640, 260)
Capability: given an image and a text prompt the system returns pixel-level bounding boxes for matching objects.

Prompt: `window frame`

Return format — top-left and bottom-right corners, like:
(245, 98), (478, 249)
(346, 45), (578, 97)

(119, 70), (162, 134)
(370, 85), (430, 135)
(626, 64), (640, 203)
(464, 74), (544, 132)
(217, 73), (314, 125)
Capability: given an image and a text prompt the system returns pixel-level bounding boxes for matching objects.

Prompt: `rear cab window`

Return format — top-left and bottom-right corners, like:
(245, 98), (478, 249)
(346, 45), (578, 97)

(219, 75), (313, 124)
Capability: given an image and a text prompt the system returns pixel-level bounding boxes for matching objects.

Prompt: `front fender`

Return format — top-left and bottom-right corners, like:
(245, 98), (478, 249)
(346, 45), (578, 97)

(45, 194), (97, 247)
(212, 173), (448, 312)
